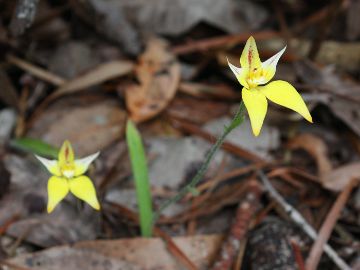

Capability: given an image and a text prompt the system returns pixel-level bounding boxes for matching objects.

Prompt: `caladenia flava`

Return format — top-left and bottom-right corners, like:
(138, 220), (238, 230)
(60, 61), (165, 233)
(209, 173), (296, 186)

(153, 36), (313, 222)
(35, 140), (100, 213)
(227, 36), (312, 136)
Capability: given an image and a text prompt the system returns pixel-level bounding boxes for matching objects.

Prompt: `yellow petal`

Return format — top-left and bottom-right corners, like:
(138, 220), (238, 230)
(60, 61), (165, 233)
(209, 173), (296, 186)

(35, 155), (61, 176)
(240, 36), (261, 71)
(58, 140), (74, 165)
(261, 46), (286, 84)
(242, 87), (268, 136)
(74, 152), (100, 176)
(261, 80), (312, 122)
(69, 176), (100, 210)
(47, 176), (69, 213)
(227, 57), (248, 88)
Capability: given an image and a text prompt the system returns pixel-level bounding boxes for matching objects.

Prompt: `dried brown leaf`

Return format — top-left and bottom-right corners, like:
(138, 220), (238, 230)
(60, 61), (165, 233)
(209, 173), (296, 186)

(321, 162), (360, 192)
(28, 98), (126, 156)
(51, 60), (134, 99)
(8, 235), (222, 270)
(288, 133), (360, 192)
(288, 133), (332, 176)
(125, 38), (181, 122)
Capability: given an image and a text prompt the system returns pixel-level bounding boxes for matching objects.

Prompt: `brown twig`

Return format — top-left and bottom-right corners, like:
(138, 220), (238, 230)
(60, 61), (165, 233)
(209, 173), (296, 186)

(6, 54), (65, 86)
(186, 163), (268, 199)
(290, 239), (306, 270)
(160, 180), (253, 224)
(306, 179), (357, 270)
(268, 169), (307, 191)
(233, 237), (248, 270)
(210, 180), (262, 270)
(271, 0), (292, 48)
(154, 228), (199, 270)
(270, 166), (320, 184)
(171, 30), (279, 55)
(15, 84), (29, 137)
(168, 115), (265, 164)
(292, 6), (329, 34)
(105, 202), (198, 270)
(308, 0), (344, 60)
(6, 54), (66, 127)
(258, 170), (351, 270)
(0, 214), (20, 235)
(178, 82), (241, 101)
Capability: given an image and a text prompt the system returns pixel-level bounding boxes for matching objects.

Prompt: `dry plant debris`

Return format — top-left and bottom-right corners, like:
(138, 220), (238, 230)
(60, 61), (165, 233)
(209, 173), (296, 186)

(0, 0), (359, 269)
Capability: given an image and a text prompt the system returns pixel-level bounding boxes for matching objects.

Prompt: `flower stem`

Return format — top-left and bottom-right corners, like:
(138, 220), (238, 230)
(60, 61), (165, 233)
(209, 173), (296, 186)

(153, 102), (246, 222)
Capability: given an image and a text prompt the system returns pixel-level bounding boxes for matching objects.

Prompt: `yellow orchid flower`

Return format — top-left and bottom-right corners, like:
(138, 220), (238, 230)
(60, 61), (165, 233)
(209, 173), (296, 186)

(227, 36), (312, 136)
(35, 140), (101, 213)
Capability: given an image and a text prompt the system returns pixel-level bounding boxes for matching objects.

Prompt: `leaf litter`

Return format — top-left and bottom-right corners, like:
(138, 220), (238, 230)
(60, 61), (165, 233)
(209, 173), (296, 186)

(0, 1), (359, 269)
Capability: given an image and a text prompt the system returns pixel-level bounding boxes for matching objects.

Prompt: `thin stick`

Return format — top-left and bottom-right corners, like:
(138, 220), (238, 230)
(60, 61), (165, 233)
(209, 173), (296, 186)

(257, 170), (351, 270)
(154, 228), (199, 270)
(168, 116), (264, 164)
(0, 214), (20, 235)
(211, 180), (261, 270)
(106, 202), (198, 270)
(308, 0), (344, 60)
(306, 179), (357, 270)
(7, 55), (65, 86)
(172, 31), (279, 55)
(290, 240), (306, 270)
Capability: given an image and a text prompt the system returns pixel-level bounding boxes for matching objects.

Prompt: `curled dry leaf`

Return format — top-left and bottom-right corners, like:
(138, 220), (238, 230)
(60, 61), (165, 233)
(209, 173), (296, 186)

(51, 60), (134, 99)
(288, 133), (332, 176)
(8, 235), (222, 270)
(320, 163), (360, 192)
(288, 134), (360, 192)
(125, 38), (181, 122)
(7, 55), (134, 99)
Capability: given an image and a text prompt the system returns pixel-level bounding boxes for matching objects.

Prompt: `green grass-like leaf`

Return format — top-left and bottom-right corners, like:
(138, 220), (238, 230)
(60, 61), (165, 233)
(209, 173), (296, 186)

(126, 120), (153, 237)
(10, 137), (59, 159)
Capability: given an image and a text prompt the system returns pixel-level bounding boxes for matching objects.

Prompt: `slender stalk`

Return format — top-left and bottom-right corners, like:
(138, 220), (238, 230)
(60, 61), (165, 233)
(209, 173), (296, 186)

(153, 102), (245, 222)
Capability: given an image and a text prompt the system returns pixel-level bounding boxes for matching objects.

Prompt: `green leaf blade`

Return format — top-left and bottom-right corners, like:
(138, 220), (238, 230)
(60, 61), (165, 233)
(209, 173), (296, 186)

(126, 120), (153, 237)
(10, 137), (59, 159)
